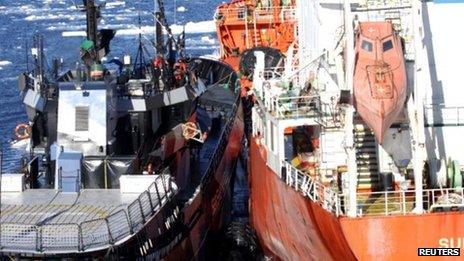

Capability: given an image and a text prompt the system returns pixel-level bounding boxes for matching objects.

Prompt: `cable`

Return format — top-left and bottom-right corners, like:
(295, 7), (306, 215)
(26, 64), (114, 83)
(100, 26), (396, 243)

(0, 148), (3, 248)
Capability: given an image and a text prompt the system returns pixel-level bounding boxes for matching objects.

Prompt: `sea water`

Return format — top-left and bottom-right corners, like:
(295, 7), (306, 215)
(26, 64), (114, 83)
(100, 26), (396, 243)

(0, 0), (221, 171)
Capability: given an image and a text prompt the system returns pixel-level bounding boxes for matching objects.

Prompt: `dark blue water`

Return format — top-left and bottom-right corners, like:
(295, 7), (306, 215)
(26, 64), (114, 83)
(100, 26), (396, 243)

(232, 152), (250, 222)
(0, 0), (222, 171)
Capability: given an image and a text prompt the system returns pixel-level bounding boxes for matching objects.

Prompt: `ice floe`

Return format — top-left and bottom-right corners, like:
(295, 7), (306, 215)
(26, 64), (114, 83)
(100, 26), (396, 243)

(62, 20), (216, 37)
(177, 6), (187, 12)
(0, 61), (12, 66)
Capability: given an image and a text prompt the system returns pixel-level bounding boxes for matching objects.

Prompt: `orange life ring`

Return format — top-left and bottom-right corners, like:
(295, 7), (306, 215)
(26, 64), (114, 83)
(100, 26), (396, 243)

(182, 122), (198, 140)
(15, 124), (31, 140)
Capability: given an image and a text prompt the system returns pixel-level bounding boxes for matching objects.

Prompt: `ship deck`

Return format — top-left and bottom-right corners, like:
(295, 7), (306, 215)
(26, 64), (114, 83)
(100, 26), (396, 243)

(0, 175), (176, 254)
(0, 189), (139, 225)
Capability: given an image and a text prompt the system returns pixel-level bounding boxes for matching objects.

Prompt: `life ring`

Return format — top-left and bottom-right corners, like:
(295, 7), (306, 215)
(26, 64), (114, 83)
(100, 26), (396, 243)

(182, 122), (198, 140)
(15, 124), (31, 140)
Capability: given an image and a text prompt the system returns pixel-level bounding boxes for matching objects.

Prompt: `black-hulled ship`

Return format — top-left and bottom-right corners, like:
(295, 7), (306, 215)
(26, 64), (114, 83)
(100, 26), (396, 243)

(1, 0), (244, 259)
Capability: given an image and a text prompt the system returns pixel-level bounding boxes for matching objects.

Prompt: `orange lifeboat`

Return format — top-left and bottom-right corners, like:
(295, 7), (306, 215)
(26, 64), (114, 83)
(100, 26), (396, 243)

(353, 21), (407, 143)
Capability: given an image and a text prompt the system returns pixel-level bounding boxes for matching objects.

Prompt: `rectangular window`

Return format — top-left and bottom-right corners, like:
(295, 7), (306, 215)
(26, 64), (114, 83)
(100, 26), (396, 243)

(383, 40), (393, 52)
(361, 40), (373, 52)
(75, 106), (89, 131)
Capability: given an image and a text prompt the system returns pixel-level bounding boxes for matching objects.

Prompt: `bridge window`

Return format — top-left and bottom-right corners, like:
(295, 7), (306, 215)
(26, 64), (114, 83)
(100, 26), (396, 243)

(361, 40), (373, 52)
(383, 40), (393, 52)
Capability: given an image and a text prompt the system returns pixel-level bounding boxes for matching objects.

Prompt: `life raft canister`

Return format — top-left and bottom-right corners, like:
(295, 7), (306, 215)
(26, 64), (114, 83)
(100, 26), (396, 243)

(15, 124), (31, 140)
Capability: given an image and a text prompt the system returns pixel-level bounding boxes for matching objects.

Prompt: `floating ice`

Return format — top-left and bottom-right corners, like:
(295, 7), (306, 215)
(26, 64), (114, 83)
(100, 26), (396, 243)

(62, 20), (216, 37)
(0, 61), (12, 66)
(10, 139), (30, 149)
(171, 20), (216, 34)
(106, 1), (126, 8)
(200, 36), (217, 45)
(26, 14), (59, 21)
(177, 6), (187, 12)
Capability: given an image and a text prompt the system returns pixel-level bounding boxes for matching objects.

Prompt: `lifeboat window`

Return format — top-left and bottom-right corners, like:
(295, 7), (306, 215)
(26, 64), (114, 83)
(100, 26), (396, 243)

(361, 40), (373, 52)
(383, 40), (393, 52)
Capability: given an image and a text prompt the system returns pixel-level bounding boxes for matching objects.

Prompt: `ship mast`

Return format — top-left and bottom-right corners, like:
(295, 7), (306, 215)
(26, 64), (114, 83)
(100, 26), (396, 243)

(155, 12), (164, 55)
(33, 35), (45, 84)
(84, 0), (99, 52)
(343, 0), (358, 218)
(154, 0), (185, 58)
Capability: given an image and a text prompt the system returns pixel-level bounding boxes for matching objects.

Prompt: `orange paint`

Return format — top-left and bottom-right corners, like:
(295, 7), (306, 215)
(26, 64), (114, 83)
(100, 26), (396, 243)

(353, 21), (407, 142)
(249, 137), (464, 260)
(215, 0), (296, 61)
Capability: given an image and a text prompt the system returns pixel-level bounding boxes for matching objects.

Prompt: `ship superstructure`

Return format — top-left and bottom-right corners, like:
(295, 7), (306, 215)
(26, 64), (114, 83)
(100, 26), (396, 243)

(216, 0), (464, 260)
(0, 0), (244, 259)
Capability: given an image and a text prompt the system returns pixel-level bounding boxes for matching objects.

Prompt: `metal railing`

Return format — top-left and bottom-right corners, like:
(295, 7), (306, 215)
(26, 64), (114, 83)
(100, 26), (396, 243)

(253, 56), (341, 126)
(202, 94), (241, 190)
(281, 161), (341, 216)
(280, 160), (464, 217)
(215, 6), (296, 24)
(350, 190), (416, 216)
(268, 95), (320, 119)
(256, 81), (339, 124)
(424, 104), (464, 126)
(0, 175), (177, 254)
(342, 187), (464, 216)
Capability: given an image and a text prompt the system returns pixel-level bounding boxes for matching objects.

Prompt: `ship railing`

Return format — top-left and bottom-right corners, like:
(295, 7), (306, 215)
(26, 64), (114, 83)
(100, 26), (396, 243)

(201, 95), (240, 190)
(424, 104), (464, 126)
(423, 187), (464, 212)
(281, 161), (341, 216)
(348, 190), (417, 216)
(338, 187), (464, 217)
(269, 95), (322, 119)
(256, 83), (337, 124)
(279, 159), (464, 217)
(214, 6), (296, 24)
(0, 175), (178, 254)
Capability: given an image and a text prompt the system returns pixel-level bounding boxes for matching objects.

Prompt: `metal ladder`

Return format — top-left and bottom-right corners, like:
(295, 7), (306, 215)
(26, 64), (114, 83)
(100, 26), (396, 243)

(353, 122), (380, 190)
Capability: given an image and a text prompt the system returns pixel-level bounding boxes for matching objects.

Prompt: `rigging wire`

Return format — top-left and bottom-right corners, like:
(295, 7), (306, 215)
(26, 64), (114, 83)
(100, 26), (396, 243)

(0, 148), (3, 246)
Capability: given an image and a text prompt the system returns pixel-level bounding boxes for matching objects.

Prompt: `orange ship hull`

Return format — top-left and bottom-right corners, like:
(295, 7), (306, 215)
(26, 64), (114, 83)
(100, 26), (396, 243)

(249, 137), (464, 260)
(353, 22), (407, 142)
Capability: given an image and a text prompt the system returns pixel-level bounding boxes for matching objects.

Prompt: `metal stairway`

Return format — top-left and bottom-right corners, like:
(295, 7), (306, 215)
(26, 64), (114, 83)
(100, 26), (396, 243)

(354, 122), (380, 191)
(252, 30), (263, 47)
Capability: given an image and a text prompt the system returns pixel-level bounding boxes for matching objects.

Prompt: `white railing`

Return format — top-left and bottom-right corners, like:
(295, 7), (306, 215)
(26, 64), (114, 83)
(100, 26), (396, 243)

(0, 175), (177, 254)
(426, 188), (464, 210)
(342, 187), (464, 217)
(255, 83), (340, 126)
(279, 160), (464, 217)
(424, 104), (464, 126)
(215, 6), (296, 24)
(254, 74), (327, 120)
(269, 95), (321, 119)
(282, 161), (341, 216)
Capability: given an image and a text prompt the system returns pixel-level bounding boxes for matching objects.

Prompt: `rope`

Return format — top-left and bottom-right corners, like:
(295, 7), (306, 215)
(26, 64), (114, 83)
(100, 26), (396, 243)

(32, 169), (81, 226)
(35, 192), (80, 226)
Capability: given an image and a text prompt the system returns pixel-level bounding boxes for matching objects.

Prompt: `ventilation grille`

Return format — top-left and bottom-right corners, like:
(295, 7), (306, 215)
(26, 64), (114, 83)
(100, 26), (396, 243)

(75, 106), (89, 131)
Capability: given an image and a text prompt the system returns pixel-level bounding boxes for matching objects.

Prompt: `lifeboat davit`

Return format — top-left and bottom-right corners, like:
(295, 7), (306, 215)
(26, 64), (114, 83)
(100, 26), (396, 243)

(353, 21), (407, 143)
